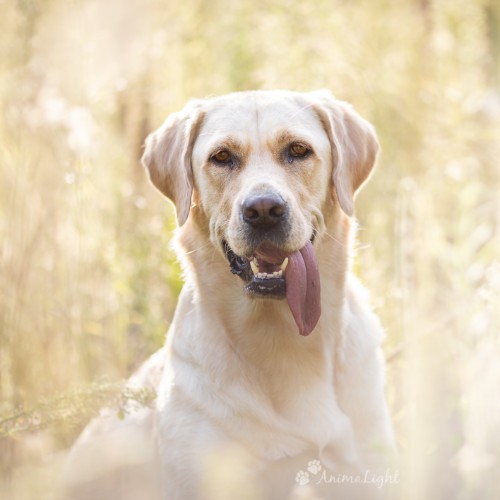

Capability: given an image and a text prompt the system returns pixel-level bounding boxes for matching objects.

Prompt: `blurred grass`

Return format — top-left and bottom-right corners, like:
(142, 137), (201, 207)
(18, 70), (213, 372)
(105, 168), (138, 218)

(0, 0), (499, 498)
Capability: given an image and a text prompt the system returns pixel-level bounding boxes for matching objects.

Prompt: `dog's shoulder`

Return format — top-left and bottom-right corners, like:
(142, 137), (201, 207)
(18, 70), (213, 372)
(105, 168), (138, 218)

(344, 274), (385, 348)
(333, 273), (387, 384)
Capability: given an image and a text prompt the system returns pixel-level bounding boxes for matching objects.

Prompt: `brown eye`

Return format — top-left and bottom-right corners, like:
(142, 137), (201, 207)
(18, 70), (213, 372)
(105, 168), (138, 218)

(211, 150), (232, 164)
(289, 143), (310, 158)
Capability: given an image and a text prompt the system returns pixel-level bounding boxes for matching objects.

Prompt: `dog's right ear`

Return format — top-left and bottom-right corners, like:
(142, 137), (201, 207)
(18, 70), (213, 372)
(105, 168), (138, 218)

(141, 100), (204, 226)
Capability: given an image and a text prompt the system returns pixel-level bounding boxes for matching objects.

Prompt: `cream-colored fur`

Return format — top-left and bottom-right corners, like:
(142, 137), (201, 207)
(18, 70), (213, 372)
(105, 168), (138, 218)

(64, 90), (395, 500)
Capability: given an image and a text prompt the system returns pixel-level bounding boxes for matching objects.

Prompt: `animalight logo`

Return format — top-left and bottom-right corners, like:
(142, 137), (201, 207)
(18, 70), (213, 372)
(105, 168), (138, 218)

(295, 460), (400, 489)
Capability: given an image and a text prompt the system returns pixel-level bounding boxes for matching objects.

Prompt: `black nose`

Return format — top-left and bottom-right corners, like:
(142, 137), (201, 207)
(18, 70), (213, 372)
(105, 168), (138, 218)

(241, 193), (287, 229)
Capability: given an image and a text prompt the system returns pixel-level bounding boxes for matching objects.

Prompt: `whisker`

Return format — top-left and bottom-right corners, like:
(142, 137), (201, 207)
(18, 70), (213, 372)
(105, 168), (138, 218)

(323, 231), (345, 247)
(181, 242), (214, 256)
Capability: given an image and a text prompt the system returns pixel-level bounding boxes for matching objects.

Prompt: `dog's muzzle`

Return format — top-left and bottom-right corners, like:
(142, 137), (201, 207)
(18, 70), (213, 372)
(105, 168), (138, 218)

(222, 191), (322, 336)
(225, 192), (290, 299)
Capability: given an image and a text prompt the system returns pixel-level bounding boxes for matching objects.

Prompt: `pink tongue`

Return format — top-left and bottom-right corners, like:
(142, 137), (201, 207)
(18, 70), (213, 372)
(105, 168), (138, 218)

(255, 241), (321, 336)
(285, 242), (321, 336)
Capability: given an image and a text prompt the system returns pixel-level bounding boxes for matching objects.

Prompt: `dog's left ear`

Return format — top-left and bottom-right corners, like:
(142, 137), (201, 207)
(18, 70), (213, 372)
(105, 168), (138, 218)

(311, 90), (380, 216)
(141, 100), (204, 226)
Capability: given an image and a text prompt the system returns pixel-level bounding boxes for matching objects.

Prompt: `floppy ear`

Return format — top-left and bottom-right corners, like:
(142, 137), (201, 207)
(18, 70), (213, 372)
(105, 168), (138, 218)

(311, 91), (380, 216)
(141, 100), (204, 226)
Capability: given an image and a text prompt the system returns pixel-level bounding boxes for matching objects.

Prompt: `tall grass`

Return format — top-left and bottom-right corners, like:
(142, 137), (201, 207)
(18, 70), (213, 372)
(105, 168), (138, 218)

(1, 0), (499, 498)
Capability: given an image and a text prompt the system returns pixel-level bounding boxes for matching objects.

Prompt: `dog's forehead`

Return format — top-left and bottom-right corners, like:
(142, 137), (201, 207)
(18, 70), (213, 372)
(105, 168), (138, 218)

(194, 92), (326, 153)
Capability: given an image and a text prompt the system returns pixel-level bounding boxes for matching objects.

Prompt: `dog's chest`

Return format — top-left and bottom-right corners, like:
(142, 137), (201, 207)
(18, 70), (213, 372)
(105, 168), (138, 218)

(158, 356), (356, 463)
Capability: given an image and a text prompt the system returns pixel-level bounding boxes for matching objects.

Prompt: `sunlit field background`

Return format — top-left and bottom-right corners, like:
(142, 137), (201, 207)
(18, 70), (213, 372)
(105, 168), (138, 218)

(1, 0), (499, 498)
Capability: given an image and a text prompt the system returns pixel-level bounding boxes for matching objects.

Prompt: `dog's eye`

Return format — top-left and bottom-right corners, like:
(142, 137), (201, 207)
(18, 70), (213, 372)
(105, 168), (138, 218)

(289, 143), (310, 158)
(210, 150), (233, 165)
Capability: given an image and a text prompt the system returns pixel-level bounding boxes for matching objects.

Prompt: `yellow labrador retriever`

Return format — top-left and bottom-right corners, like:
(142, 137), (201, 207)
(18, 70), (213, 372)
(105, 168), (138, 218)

(65, 90), (395, 500)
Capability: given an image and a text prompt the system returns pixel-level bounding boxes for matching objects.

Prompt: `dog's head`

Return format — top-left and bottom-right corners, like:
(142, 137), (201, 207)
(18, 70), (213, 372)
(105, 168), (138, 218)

(142, 90), (379, 335)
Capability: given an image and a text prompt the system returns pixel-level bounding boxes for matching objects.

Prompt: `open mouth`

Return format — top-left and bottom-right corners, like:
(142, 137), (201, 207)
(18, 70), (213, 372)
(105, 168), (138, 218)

(223, 241), (288, 299)
(223, 234), (321, 336)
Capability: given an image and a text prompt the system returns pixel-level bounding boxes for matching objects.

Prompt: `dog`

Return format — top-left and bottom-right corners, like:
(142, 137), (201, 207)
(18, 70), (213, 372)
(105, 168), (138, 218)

(64, 90), (395, 500)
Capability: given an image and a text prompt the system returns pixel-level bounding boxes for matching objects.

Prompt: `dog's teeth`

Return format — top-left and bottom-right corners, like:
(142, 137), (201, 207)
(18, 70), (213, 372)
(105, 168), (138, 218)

(254, 270), (284, 280)
(250, 259), (259, 275)
(280, 258), (289, 271)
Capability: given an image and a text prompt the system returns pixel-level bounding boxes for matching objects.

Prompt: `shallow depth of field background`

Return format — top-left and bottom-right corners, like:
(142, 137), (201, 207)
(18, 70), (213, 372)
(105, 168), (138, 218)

(1, 0), (499, 498)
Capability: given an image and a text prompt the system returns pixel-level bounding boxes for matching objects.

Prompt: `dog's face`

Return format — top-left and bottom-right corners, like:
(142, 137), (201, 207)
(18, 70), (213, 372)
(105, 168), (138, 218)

(142, 90), (379, 335)
(192, 92), (331, 255)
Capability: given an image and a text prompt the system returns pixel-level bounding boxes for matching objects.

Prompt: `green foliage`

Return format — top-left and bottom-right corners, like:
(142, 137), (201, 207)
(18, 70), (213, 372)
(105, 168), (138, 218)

(0, 381), (156, 439)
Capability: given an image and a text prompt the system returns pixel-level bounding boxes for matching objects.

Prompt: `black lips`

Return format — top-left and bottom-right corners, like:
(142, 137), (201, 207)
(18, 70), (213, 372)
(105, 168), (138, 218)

(223, 240), (286, 299)
(224, 242), (253, 282)
(245, 276), (285, 297)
